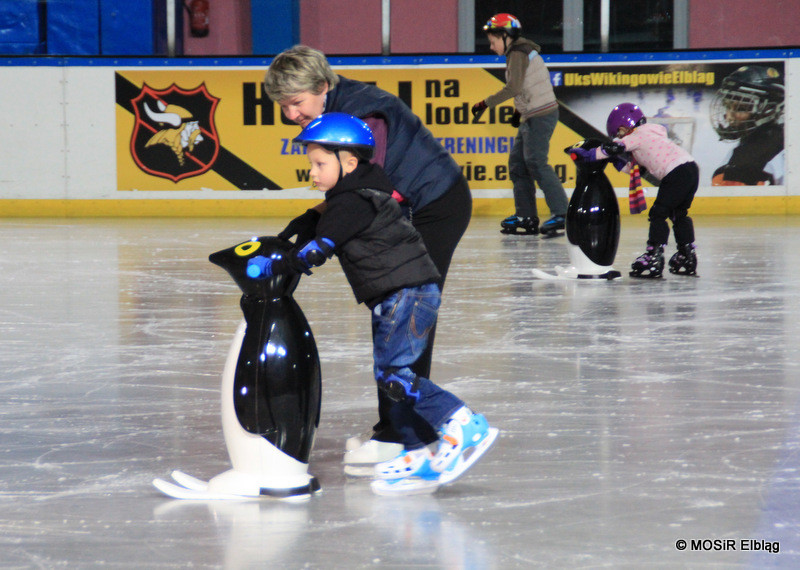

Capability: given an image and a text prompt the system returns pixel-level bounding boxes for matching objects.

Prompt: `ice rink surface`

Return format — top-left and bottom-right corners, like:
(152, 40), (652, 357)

(1, 214), (799, 569)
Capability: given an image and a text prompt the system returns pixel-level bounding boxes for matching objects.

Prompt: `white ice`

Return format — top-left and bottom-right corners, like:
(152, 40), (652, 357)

(1, 215), (798, 568)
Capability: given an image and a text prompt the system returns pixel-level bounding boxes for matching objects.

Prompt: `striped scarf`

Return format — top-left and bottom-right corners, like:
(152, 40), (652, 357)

(628, 160), (647, 214)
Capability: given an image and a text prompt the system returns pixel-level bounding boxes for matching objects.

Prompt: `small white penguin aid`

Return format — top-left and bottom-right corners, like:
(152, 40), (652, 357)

(532, 139), (622, 281)
(153, 237), (322, 501)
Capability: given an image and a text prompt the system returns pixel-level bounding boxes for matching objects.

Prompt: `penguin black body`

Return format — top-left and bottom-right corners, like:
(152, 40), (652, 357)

(209, 236), (321, 464)
(565, 139), (621, 272)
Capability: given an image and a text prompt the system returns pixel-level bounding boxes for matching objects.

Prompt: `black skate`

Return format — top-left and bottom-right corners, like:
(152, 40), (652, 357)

(629, 244), (665, 278)
(500, 215), (540, 235)
(669, 243), (698, 276)
(539, 215), (565, 238)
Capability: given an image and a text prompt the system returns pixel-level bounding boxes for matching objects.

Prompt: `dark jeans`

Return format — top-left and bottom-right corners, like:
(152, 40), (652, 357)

(509, 110), (569, 218)
(372, 284), (464, 449)
(373, 176), (472, 444)
(648, 162), (699, 246)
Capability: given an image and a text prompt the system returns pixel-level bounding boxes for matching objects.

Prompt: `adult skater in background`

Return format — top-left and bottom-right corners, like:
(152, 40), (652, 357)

(246, 113), (497, 495)
(472, 13), (568, 237)
(572, 103), (699, 278)
(710, 65), (785, 186)
(263, 45), (472, 473)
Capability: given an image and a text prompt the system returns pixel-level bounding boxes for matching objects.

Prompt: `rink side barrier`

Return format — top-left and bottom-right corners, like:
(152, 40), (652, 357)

(2, 196), (796, 218)
(0, 49), (797, 217)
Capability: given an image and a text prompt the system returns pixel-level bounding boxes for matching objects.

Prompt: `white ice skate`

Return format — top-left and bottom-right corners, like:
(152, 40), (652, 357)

(431, 407), (499, 485)
(370, 408), (499, 496)
(343, 435), (404, 477)
(370, 448), (441, 496)
(373, 447), (434, 480)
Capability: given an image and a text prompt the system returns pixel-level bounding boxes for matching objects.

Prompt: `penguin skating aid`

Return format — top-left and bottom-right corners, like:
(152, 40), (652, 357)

(532, 139), (621, 281)
(153, 237), (322, 501)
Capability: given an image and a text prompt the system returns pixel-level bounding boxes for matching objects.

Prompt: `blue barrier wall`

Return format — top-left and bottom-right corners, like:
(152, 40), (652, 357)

(0, 0), (156, 55)
(100, 0), (155, 55)
(251, 0), (299, 55)
(47, 1), (100, 55)
(0, 1), (44, 54)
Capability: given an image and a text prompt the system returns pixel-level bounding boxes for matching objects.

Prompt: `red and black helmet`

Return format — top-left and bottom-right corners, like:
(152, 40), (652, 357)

(483, 13), (522, 39)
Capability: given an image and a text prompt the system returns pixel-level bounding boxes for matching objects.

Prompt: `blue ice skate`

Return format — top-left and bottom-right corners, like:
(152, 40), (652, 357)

(539, 215), (565, 238)
(501, 215), (540, 235)
(370, 448), (442, 496)
(430, 408), (499, 486)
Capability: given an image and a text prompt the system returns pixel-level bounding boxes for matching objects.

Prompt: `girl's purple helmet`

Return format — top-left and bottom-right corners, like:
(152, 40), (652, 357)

(606, 103), (646, 138)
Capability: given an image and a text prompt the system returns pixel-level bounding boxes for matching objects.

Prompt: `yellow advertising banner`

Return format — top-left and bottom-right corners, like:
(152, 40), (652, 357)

(115, 66), (621, 194)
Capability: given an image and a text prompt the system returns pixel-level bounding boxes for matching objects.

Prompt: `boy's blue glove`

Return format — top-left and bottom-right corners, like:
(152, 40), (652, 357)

(246, 238), (336, 280)
(296, 238), (335, 270)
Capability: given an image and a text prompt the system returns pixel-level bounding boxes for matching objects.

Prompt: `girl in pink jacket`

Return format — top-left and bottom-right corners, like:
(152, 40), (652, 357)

(575, 103), (699, 277)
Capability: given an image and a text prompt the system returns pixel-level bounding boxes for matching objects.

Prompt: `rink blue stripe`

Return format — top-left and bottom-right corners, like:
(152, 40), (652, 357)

(1, 48), (799, 67)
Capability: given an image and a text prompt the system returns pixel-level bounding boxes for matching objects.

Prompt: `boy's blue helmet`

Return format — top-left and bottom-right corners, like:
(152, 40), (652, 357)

(293, 112), (375, 160)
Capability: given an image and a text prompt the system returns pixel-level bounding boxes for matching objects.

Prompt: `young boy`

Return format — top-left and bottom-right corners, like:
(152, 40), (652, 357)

(473, 13), (569, 236)
(572, 102), (699, 277)
(264, 44), (472, 471)
(246, 113), (498, 494)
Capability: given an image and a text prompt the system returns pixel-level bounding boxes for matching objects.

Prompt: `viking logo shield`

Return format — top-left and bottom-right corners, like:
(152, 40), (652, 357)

(130, 83), (220, 182)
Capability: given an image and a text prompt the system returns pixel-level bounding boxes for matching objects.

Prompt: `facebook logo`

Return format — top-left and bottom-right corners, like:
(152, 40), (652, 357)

(550, 71), (563, 87)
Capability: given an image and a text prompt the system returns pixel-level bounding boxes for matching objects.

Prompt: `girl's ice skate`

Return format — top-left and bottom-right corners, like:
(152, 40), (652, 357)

(668, 243), (698, 276)
(630, 244), (665, 278)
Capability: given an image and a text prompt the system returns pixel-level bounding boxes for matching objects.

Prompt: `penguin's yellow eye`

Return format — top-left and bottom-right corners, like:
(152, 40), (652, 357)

(234, 241), (261, 257)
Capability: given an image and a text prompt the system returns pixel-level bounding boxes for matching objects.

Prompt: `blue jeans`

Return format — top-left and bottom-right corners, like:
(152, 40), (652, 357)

(372, 283), (463, 449)
(509, 109), (569, 219)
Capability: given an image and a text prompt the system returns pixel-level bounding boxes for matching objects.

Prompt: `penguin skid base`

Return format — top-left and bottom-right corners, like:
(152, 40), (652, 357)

(153, 237), (322, 502)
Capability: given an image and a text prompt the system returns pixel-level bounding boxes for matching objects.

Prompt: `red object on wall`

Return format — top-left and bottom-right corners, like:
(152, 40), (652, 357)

(187, 0), (209, 38)
(688, 0), (800, 48)
(298, 0), (459, 55)
(300, 0), (382, 54)
(183, 0), (250, 55)
(390, 0), (458, 54)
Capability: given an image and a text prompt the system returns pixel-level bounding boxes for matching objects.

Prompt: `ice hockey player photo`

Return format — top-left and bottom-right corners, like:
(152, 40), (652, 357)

(710, 65), (785, 185)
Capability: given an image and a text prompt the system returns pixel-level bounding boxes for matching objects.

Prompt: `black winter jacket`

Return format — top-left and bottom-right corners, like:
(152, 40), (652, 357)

(316, 163), (440, 307)
(325, 76), (461, 211)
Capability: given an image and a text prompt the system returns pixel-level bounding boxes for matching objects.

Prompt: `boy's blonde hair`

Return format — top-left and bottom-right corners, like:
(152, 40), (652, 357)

(263, 45), (340, 102)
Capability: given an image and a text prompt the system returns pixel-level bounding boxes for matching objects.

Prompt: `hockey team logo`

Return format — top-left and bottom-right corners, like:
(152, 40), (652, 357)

(130, 83), (220, 182)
